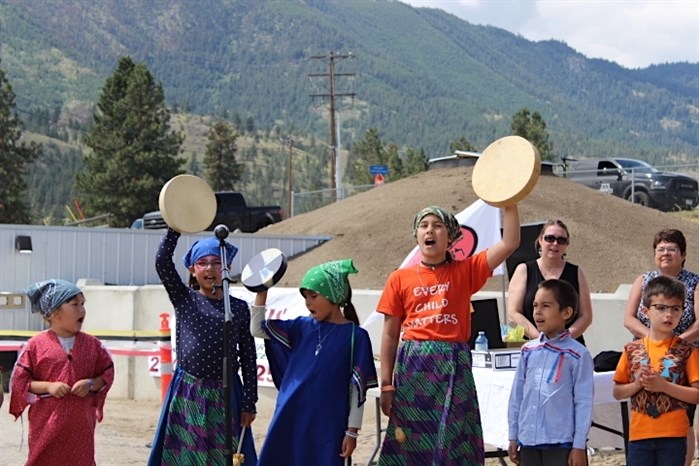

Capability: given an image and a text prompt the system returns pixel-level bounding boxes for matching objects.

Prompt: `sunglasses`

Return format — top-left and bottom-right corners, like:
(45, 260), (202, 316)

(542, 235), (569, 245)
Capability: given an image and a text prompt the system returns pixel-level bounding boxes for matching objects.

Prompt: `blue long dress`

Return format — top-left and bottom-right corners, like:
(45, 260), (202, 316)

(259, 317), (378, 466)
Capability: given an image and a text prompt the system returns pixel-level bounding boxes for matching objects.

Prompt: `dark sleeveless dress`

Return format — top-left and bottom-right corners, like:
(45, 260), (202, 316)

(522, 260), (586, 346)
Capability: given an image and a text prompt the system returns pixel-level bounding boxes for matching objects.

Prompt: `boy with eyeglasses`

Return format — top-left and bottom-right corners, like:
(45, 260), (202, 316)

(614, 275), (699, 466)
(622, 228), (699, 466)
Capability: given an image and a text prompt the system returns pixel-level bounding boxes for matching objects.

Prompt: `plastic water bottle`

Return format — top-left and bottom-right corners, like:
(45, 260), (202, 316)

(474, 331), (489, 352)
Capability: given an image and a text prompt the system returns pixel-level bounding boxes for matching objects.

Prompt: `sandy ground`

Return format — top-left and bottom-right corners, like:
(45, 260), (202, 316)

(1, 394), (636, 466)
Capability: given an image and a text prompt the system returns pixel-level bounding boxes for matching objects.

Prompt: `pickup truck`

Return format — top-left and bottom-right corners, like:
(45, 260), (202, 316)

(566, 158), (698, 212)
(142, 191), (284, 233)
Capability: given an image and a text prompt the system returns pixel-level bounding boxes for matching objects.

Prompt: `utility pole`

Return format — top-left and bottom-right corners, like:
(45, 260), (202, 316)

(284, 137), (293, 217)
(309, 51), (355, 197)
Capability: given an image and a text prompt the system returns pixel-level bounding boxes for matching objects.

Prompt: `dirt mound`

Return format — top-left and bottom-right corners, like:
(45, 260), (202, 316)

(261, 166), (699, 293)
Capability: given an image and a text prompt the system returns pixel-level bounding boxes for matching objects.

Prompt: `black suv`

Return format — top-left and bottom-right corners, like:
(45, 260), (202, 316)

(567, 158), (698, 211)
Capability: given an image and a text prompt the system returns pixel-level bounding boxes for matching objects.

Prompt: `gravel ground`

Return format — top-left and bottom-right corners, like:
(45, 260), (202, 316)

(1, 398), (638, 466)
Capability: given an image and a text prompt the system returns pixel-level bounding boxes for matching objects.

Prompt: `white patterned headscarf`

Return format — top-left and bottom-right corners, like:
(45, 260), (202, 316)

(26, 279), (82, 316)
(299, 259), (358, 306)
(412, 206), (463, 246)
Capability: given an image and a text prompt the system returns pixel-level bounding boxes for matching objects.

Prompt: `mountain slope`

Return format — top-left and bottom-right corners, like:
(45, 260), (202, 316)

(0, 0), (697, 161)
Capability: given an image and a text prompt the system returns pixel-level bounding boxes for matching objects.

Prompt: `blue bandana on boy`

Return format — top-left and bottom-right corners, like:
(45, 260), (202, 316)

(26, 279), (82, 316)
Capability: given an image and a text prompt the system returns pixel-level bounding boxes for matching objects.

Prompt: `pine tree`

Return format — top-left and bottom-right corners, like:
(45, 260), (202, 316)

(346, 128), (385, 185)
(386, 143), (403, 181)
(0, 63), (41, 224)
(76, 56), (184, 227)
(449, 137), (479, 154)
(203, 121), (243, 191)
(187, 151), (200, 176)
(510, 108), (555, 161)
(404, 147), (429, 175)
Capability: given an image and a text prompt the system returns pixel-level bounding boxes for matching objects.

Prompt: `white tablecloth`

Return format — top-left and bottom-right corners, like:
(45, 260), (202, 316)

(473, 368), (624, 450)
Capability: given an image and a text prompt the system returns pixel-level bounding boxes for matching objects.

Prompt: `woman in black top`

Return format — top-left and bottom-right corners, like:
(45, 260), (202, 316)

(507, 219), (593, 345)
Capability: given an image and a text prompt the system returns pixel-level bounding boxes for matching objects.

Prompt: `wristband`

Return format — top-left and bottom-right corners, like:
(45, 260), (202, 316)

(344, 430), (359, 439)
(87, 379), (95, 391)
(380, 385), (395, 392)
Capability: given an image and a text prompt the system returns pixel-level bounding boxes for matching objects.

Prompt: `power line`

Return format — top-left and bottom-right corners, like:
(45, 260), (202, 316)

(308, 51), (355, 193)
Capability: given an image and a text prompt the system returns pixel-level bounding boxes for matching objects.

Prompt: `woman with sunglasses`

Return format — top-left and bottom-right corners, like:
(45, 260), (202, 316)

(507, 219), (593, 344)
(623, 228), (699, 466)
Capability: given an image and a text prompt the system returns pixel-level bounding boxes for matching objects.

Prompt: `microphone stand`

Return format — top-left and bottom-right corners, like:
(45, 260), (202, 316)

(214, 224), (235, 463)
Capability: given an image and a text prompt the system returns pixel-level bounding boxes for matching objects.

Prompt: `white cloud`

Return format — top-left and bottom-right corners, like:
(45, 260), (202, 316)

(401, 0), (699, 68)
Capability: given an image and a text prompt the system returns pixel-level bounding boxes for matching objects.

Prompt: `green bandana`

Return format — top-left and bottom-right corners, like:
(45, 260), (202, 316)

(412, 206), (463, 245)
(299, 259), (358, 305)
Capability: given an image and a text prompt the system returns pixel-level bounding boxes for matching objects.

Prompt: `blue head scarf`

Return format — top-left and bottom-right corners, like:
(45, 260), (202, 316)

(26, 279), (83, 316)
(183, 237), (238, 268)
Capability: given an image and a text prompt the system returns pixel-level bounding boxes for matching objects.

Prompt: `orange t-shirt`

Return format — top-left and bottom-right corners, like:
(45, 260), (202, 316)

(376, 250), (492, 342)
(613, 337), (699, 441)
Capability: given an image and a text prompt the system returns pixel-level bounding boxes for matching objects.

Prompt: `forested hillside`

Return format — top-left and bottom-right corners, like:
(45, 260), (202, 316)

(1, 0), (697, 161)
(1, 0), (698, 225)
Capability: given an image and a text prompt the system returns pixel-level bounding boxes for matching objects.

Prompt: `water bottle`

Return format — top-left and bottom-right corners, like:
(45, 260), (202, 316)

(474, 331), (489, 352)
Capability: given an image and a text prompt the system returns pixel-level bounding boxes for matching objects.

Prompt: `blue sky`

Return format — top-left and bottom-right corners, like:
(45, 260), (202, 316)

(401, 0), (698, 69)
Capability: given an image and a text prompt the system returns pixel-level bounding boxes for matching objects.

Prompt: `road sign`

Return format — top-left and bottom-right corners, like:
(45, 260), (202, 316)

(369, 165), (389, 175)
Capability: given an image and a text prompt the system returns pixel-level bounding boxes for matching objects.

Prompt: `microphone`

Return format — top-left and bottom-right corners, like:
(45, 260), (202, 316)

(214, 224), (230, 240)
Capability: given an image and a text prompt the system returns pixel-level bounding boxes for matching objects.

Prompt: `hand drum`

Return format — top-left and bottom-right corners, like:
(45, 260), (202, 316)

(241, 248), (288, 292)
(472, 136), (541, 207)
(159, 175), (217, 233)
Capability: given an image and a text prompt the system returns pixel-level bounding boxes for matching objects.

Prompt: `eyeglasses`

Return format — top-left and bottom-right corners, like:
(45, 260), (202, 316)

(194, 260), (223, 270)
(542, 235), (569, 245)
(649, 303), (683, 314)
(655, 247), (679, 254)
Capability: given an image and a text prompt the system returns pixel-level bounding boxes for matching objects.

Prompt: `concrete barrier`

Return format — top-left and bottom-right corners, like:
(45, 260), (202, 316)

(5, 283), (630, 403)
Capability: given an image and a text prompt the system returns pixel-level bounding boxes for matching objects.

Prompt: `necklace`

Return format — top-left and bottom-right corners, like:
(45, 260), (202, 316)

(643, 335), (676, 363)
(420, 258), (449, 270)
(416, 262), (450, 290)
(315, 323), (337, 356)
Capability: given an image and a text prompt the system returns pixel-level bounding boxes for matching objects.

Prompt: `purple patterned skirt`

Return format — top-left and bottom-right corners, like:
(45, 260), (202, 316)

(378, 339), (484, 466)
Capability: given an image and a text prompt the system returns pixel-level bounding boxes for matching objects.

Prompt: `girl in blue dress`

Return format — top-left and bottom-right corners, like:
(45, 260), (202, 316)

(251, 259), (378, 466)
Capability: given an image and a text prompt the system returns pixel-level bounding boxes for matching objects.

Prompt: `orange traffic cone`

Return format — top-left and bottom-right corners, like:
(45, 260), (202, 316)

(159, 313), (173, 402)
